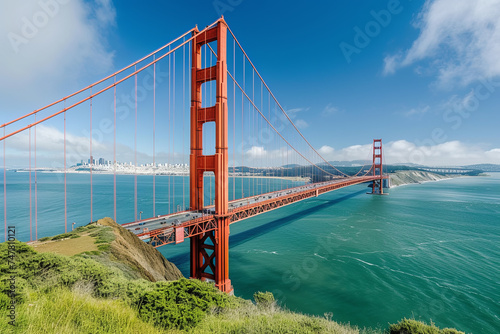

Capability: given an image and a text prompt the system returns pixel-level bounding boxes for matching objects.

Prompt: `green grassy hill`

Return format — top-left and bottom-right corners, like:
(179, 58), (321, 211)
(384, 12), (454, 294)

(0, 219), (464, 333)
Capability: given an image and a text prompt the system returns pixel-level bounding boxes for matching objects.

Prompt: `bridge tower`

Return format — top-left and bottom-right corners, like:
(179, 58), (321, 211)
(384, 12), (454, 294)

(189, 18), (232, 293)
(370, 139), (385, 195)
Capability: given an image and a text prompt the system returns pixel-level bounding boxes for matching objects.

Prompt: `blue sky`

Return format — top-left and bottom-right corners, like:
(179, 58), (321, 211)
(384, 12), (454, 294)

(1, 0), (500, 166)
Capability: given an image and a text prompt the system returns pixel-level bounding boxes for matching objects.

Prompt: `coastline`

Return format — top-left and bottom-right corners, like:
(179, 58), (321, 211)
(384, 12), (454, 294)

(14, 168), (310, 183)
(388, 170), (463, 188)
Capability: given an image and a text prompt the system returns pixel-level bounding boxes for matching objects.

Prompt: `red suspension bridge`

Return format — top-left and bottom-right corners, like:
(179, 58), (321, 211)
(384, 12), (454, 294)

(1, 17), (387, 293)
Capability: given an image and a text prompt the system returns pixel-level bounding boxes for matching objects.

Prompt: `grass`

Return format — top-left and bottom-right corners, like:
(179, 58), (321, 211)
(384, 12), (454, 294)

(0, 222), (466, 334)
(389, 319), (465, 334)
(90, 225), (115, 252)
(190, 303), (359, 334)
(31, 221), (115, 257)
(0, 287), (170, 334)
(51, 233), (75, 241)
(32, 235), (98, 256)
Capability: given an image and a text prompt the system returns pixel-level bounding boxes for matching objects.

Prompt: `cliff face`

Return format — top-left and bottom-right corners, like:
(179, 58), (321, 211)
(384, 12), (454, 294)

(389, 170), (454, 187)
(98, 217), (183, 282)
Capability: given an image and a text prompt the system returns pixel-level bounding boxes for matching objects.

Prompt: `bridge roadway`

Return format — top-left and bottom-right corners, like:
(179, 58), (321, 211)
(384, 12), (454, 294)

(123, 175), (384, 247)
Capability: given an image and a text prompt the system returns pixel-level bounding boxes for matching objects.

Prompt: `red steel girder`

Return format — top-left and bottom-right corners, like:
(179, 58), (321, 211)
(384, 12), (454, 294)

(140, 175), (387, 248)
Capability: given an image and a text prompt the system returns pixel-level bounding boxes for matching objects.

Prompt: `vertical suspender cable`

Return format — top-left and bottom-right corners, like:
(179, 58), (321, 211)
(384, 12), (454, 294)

(153, 55), (156, 218)
(241, 53), (244, 199)
(134, 66), (138, 221)
(35, 115), (38, 239)
(268, 90), (270, 193)
(3, 127), (6, 241)
(113, 76), (117, 222)
(173, 52), (176, 211)
(29, 128), (32, 241)
(252, 69), (255, 196)
(187, 41), (191, 209)
(260, 78), (263, 194)
(64, 101), (67, 233)
(182, 41), (186, 210)
(233, 38), (236, 201)
(90, 87), (93, 223)
(168, 47), (171, 214)
(281, 103), (283, 191)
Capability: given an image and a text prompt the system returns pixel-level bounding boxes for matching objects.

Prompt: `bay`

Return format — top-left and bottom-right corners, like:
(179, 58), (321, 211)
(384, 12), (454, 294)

(1, 171), (499, 333)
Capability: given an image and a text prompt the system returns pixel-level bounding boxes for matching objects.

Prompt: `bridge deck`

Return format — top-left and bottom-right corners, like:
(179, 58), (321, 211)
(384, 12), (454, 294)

(125, 175), (385, 247)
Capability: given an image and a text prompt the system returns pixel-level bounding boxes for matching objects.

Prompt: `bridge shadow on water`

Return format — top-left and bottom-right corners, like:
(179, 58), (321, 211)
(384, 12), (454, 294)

(166, 189), (366, 265)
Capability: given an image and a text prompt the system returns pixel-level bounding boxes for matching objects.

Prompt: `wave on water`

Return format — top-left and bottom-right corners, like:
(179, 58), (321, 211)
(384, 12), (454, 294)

(349, 250), (387, 255)
(247, 249), (279, 255)
(313, 253), (327, 260)
(338, 255), (376, 266)
(329, 233), (351, 242)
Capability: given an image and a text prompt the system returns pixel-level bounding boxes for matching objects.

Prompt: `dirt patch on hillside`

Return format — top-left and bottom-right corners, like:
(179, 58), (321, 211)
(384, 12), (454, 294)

(31, 235), (98, 256)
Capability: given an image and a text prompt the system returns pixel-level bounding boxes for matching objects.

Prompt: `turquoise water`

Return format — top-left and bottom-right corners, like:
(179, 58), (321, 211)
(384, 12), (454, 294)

(0, 172), (302, 239)
(160, 174), (500, 333)
(1, 172), (499, 333)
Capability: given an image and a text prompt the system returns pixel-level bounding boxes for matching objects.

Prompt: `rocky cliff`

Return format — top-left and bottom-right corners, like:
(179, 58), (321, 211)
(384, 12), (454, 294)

(389, 170), (455, 187)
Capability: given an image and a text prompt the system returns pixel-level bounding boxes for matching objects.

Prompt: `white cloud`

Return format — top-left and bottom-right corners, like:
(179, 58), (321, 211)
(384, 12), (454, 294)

(317, 140), (500, 166)
(239, 146), (298, 167)
(0, 0), (116, 109)
(322, 103), (339, 116)
(485, 148), (500, 161)
(5, 124), (107, 167)
(285, 108), (304, 115)
(384, 0), (500, 87)
(403, 105), (430, 117)
(382, 53), (402, 76)
(295, 119), (309, 129)
(281, 107), (310, 129)
(317, 143), (372, 162)
(4, 124), (190, 168)
(318, 145), (334, 155)
(246, 146), (267, 159)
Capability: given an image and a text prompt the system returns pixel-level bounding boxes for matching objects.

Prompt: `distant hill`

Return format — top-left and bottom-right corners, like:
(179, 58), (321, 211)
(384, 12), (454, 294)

(462, 164), (500, 172)
(324, 160), (371, 167)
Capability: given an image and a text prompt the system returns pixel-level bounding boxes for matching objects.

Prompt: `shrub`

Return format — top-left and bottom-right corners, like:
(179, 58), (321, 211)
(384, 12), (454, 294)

(38, 237), (51, 242)
(390, 319), (464, 334)
(137, 278), (231, 330)
(97, 244), (111, 252)
(253, 291), (275, 308)
(91, 227), (115, 245)
(52, 233), (74, 241)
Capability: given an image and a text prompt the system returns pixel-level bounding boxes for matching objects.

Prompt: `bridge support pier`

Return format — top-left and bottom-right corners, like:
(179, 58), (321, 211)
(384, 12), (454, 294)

(368, 139), (388, 195)
(189, 216), (231, 293)
(189, 18), (233, 293)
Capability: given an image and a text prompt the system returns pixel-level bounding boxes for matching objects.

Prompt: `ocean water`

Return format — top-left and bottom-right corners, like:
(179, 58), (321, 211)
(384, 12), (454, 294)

(0, 172), (302, 240)
(1, 172), (499, 333)
(161, 174), (500, 333)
